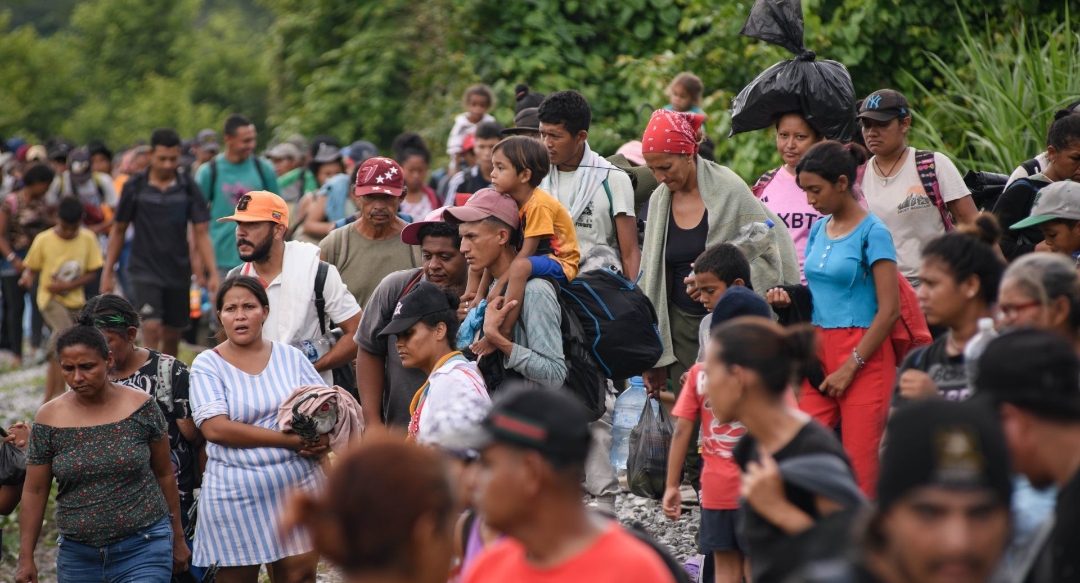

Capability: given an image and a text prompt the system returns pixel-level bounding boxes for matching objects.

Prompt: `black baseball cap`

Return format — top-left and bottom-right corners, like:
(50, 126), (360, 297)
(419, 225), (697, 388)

(454, 386), (591, 466)
(974, 328), (1080, 419)
(377, 281), (455, 337)
(879, 399), (1012, 511)
(856, 89), (910, 122)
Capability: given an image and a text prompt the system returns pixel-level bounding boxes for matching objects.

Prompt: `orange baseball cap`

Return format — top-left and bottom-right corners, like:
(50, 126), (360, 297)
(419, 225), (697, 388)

(216, 190), (289, 226)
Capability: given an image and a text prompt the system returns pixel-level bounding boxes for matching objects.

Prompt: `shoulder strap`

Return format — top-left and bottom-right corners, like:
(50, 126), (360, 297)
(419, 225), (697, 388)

(397, 269), (425, 301)
(208, 159), (218, 205)
(751, 167), (781, 199)
(156, 353), (175, 412)
(92, 174), (106, 205)
(314, 260), (329, 335)
(253, 157), (269, 191)
(600, 177), (615, 218)
(915, 150), (954, 232)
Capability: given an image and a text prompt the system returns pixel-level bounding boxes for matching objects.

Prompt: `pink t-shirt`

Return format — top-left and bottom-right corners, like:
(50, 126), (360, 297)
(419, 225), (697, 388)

(757, 167), (821, 283)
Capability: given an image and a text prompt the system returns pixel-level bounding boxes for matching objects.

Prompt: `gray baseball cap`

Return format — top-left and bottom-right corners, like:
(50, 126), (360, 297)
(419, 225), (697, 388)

(196, 129), (220, 153)
(1011, 181), (1080, 230)
(267, 142), (303, 161)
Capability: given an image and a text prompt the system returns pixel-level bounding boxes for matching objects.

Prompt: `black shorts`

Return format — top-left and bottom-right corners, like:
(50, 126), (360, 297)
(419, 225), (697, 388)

(699, 508), (746, 553)
(131, 283), (191, 331)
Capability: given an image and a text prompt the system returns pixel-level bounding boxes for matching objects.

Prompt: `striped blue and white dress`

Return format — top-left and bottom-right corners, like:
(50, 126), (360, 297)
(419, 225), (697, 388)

(190, 342), (326, 567)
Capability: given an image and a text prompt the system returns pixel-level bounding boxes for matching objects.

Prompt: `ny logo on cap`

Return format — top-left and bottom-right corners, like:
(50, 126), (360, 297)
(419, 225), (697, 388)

(866, 94), (883, 109)
(237, 194), (252, 211)
(393, 301), (403, 316)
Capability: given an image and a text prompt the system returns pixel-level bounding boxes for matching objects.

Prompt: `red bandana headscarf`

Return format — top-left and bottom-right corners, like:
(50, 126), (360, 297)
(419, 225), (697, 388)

(641, 109), (705, 156)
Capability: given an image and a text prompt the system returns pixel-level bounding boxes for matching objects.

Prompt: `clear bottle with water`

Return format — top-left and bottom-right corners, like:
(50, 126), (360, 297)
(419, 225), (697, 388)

(610, 377), (652, 470)
(963, 317), (998, 388)
(292, 328), (344, 364)
(731, 219), (775, 262)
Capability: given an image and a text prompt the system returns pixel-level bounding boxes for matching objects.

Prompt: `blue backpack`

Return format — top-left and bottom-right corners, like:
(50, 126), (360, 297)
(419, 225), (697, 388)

(559, 266), (663, 380)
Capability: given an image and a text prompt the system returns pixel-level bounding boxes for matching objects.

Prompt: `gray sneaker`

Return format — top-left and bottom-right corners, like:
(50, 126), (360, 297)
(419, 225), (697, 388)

(587, 494), (618, 518)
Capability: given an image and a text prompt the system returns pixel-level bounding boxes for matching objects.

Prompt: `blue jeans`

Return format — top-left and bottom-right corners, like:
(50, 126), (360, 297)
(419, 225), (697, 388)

(56, 516), (172, 583)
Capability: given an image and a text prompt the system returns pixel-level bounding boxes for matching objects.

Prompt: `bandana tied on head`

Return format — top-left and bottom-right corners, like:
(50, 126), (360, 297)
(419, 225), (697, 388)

(642, 109), (705, 156)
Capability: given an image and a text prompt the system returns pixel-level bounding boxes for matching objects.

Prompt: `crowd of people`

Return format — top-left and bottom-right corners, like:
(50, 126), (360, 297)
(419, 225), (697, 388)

(0, 68), (1078, 583)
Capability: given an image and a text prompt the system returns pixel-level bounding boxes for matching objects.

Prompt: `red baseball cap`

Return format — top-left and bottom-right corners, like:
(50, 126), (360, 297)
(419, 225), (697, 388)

(461, 133), (476, 153)
(354, 156), (405, 197)
(442, 189), (520, 230)
(401, 206), (452, 245)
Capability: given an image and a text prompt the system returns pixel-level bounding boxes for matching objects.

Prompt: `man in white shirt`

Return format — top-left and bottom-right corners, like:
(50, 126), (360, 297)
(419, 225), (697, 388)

(538, 90), (641, 279)
(221, 190), (361, 386)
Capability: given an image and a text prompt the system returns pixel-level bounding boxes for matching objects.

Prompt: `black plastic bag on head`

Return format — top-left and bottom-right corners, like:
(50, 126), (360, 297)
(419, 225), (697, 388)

(730, 0), (856, 141)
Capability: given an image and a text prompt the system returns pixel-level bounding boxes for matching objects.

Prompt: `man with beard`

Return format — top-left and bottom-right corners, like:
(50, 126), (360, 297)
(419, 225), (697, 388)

(793, 399), (1012, 583)
(222, 190), (361, 386)
(355, 207), (468, 428)
(974, 329), (1080, 583)
(319, 157), (421, 308)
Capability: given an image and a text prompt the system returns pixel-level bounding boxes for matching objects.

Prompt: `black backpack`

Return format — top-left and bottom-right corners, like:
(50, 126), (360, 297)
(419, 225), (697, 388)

(558, 266), (663, 380)
(476, 276), (607, 421)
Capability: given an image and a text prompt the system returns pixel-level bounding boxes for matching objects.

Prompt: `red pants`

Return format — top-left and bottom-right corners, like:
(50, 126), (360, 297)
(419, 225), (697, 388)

(798, 327), (895, 499)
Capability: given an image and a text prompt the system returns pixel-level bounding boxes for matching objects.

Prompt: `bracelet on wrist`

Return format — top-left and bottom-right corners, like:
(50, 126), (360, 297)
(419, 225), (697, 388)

(852, 348), (866, 369)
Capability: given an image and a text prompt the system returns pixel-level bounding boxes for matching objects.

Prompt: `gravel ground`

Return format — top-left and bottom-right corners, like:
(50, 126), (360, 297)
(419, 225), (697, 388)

(616, 492), (701, 564)
(0, 363), (698, 582)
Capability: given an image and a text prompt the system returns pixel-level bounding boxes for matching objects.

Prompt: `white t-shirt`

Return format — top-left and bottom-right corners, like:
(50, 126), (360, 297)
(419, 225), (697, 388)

(551, 169), (635, 259)
(247, 248), (362, 385)
(1006, 151), (1050, 187)
(415, 355), (490, 445)
(45, 171), (119, 208)
(862, 147), (970, 283)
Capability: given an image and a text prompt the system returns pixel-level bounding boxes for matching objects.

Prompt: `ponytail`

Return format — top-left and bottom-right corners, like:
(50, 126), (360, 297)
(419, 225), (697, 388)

(710, 317), (818, 396)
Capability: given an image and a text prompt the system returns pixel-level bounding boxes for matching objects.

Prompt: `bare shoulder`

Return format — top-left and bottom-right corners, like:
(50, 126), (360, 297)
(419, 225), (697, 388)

(33, 394), (70, 425)
(114, 382), (153, 412)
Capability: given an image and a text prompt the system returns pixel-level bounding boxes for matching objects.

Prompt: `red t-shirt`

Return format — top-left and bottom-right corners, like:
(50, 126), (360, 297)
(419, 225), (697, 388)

(673, 362), (745, 510)
(462, 522), (676, 583)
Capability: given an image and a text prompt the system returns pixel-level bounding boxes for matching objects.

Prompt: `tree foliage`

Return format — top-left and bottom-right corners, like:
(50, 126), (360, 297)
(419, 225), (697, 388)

(0, 0), (271, 148)
(2, 0), (1073, 183)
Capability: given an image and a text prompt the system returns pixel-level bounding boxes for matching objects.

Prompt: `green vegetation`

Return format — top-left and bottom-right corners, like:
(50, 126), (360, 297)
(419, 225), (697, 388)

(909, 15), (1080, 173)
(0, 0), (1074, 182)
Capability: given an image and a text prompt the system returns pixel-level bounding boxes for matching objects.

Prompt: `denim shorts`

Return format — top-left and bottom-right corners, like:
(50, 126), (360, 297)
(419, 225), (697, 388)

(56, 515), (172, 583)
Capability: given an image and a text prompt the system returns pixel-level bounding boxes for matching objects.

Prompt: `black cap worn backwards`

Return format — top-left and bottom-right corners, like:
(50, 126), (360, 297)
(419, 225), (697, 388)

(453, 385), (592, 466)
(878, 399), (1012, 511)
(377, 281), (454, 338)
(975, 328), (1080, 420)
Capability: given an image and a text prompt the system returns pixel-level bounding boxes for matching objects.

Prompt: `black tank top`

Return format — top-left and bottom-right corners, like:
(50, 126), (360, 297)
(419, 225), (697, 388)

(665, 210), (709, 314)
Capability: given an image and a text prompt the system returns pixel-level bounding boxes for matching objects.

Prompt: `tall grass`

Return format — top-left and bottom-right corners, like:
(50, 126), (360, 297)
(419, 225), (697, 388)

(907, 9), (1080, 173)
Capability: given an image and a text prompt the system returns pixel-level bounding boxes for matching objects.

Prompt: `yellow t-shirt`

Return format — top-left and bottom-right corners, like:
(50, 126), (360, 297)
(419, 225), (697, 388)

(23, 227), (103, 311)
(519, 188), (581, 281)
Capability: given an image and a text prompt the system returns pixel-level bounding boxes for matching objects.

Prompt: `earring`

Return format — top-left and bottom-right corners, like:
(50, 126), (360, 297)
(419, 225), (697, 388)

(967, 290), (975, 299)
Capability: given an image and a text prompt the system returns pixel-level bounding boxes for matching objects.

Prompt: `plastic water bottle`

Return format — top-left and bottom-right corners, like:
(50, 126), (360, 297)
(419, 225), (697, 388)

(963, 317), (999, 388)
(731, 219), (775, 262)
(610, 377), (648, 470)
(189, 281), (202, 320)
(292, 328), (344, 364)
